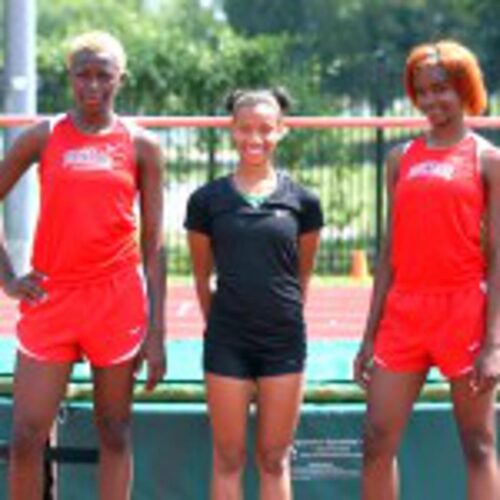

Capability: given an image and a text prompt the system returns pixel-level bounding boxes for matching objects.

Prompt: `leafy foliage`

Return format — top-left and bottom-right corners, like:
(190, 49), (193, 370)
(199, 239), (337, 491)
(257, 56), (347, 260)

(36, 0), (295, 115)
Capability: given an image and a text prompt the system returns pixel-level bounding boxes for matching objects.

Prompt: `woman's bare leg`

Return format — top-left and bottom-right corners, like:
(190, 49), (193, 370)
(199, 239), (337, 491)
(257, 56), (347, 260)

(255, 372), (304, 500)
(205, 373), (254, 500)
(362, 367), (427, 500)
(8, 353), (72, 500)
(451, 375), (499, 500)
(92, 360), (136, 500)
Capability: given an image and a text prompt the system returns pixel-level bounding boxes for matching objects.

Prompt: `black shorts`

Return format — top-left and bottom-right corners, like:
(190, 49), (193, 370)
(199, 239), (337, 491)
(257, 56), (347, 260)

(203, 339), (306, 379)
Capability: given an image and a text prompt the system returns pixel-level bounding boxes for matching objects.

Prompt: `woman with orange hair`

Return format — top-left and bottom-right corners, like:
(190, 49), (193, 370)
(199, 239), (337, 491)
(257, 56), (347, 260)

(355, 40), (500, 499)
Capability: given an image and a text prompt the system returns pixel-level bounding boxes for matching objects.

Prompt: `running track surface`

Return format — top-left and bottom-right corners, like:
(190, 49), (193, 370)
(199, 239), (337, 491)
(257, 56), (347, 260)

(0, 284), (371, 340)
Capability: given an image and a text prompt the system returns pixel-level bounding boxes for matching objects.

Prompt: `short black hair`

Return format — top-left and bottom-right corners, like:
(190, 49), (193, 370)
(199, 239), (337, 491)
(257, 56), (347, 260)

(224, 86), (292, 114)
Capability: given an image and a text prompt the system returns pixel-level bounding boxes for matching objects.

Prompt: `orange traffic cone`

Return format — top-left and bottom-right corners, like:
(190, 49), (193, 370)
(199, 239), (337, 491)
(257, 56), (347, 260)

(350, 249), (369, 280)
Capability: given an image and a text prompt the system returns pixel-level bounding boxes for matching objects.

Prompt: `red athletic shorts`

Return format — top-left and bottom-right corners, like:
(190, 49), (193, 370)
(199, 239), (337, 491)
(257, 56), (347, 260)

(17, 266), (147, 367)
(373, 284), (485, 378)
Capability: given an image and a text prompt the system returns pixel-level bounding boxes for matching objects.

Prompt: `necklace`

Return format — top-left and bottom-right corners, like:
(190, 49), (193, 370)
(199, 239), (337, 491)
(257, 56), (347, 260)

(232, 169), (278, 196)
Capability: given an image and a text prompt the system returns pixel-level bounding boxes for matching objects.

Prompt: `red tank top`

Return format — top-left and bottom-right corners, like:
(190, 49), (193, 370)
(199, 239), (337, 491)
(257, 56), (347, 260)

(32, 114), (140, 285)
(391, 133), (489, 291)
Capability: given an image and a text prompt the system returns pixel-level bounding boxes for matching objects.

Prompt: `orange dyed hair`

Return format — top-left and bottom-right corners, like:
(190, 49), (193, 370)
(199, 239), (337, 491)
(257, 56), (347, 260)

(404, 40), (487, 116)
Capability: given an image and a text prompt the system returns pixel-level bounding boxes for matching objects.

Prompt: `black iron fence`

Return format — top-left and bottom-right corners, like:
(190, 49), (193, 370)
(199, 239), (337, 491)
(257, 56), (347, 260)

(2, 115), (500, 277)
(154, 116), (500, 276)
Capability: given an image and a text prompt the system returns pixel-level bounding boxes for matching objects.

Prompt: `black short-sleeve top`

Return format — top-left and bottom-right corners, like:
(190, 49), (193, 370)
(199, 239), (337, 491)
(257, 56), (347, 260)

(185, 172), (324, 349)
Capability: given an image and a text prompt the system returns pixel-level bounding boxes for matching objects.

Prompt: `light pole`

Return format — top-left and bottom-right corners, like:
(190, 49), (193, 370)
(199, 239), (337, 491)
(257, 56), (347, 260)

(3, 0), (38, 275)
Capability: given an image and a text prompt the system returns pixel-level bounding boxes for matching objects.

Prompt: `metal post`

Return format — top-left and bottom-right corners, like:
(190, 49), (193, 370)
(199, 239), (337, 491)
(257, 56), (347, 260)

(207, 126), (217, 182)
(374, 49), (386, 261)
(3, 0), (38, 275)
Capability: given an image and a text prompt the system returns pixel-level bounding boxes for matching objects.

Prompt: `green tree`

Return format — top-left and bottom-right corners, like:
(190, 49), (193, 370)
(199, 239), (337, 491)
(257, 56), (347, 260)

(464, 0), (500, 94)
(36, 0), (294, 115)
(221, 0), (484, 105)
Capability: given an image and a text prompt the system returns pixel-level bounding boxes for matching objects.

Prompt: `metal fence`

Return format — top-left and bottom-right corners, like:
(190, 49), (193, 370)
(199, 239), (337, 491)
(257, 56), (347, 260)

(161, 119), (386, 276)
(2, 115), (500, 276)
(151, 115), (500, 276)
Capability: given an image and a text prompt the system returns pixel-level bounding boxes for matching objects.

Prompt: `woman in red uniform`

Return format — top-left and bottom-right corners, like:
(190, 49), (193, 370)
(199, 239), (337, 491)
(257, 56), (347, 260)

(354, 40), (500, 500)
(3, 31), (166, 500)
